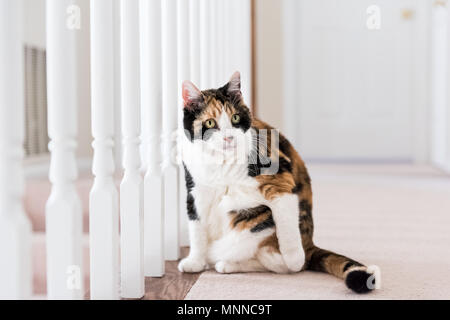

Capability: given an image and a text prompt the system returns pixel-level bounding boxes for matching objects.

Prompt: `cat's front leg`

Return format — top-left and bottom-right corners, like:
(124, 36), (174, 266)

(178, 220), (209, 273)
(269, 193), (305, 272)
(178, 185), (212, 273)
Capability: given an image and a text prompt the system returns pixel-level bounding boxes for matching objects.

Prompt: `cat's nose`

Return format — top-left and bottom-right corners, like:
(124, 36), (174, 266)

(224, 136), (234, 143)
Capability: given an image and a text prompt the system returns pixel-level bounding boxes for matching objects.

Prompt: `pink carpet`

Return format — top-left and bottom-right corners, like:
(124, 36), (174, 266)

(25, 175), (94, 295)
(185, 164), (450, 299)
(24, 174), (93, 233)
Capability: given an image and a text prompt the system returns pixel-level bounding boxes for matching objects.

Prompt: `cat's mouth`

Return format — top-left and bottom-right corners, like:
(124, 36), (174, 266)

(223, 140), (237, 151)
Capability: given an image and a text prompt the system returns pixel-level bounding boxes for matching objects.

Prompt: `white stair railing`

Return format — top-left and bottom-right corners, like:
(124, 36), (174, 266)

(140, 0), (164, 277)
(189, 0), (201, 86)
(45, 0), (84, 300)
(162, 0), (180, 261)
(0, 0), (32, 300)
(120, 0), (145, 299)
(89, 0), (120, 300)
(209, 0), (218, 86)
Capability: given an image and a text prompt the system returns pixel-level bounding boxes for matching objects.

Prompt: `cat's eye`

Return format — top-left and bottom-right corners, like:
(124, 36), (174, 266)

(231, 114), (241, 124)
(205, 119), (216, 129)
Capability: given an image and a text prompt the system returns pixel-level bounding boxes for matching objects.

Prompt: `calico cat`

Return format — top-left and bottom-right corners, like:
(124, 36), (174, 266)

(178, 71), (379, 293)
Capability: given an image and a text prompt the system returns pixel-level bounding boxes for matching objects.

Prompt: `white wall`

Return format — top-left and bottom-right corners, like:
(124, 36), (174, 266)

(254, 0), (283, 130)
(74, 0), (93, 160)
(256, 0), (437, 164)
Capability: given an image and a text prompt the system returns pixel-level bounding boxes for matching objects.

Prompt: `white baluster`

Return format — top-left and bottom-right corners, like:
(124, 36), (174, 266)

(209, 0), (218, 87)
(140, 0), (164, 277)
(45, 0), (84, 300)
(189, 0), (201, 85)
(199, 0), (211, 89)
(89, 0), (120, 300)
(0, 0), (32, 300)
(177, 0), (190, 248)
(217, 0), (225, 83)
(229, 0), (239, 75)
(120, 0), (144, 298)
(162, 0), (180, 261)
(223, 0), (232, 77)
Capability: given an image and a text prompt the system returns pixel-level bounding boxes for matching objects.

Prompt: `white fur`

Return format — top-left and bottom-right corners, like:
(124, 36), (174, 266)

(178, 108), (304, 274)
(269, 194), (305, 272)
(215, 259), (266, 273)
(367, 265), (382, 289)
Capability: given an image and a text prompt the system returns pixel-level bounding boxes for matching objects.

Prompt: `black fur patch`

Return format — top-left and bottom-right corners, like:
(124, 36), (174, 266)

(183, 107), (203, 141)
(247, 129), (273, 177)
(231, 205), (271, 227)
(186, 193), (198, 221)
(291, 182), (303, 193)
(184, 163), (195, 193)
(247, 163), (260, 177)
(250, 216), (275, 233)
(343, 262), (355, 272)
(201, 127), (218, 141)
(277, 157), (292, 173)
(345, 270), (374, 294)
(307, 249), (332, 272)
(183, 164), (198, 221)
(278, 134), (291, 157)
(299, 200), (312, 215)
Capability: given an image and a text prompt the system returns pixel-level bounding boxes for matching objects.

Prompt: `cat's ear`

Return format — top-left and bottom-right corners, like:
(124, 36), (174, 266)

(182, 80), (202, 109)
(226, 71), (242, 97)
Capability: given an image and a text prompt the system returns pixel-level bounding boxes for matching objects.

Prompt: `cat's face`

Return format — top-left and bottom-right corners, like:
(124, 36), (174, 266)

(182, 72), (253, 159)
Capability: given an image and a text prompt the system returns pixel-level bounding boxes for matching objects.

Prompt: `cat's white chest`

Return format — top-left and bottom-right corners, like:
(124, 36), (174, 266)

(190, 177), (266, 241)
(183, 137), (267, 241)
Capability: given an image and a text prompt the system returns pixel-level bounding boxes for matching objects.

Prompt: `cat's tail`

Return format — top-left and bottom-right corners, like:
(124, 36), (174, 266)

(305, 246), (381, 293)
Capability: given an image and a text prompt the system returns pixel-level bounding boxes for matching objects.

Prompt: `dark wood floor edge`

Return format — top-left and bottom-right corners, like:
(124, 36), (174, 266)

(181, 273), (202, 300)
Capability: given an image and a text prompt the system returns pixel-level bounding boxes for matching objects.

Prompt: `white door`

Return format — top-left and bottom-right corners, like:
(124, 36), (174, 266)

(286, 0), (429, 161)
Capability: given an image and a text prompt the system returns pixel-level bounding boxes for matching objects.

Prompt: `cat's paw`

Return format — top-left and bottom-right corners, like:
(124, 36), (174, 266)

(178, 257), (208, 273)
(215, 261), (234, 274)
(282, 249), (305, 273)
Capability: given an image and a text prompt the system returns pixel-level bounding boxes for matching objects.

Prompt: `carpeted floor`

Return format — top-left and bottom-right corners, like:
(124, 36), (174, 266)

(185, 164), (450, 300)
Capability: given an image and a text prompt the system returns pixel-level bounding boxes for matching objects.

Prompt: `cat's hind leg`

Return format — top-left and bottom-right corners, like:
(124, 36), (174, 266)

(256, 232), (291, 274)
(215, 259), (266, 274)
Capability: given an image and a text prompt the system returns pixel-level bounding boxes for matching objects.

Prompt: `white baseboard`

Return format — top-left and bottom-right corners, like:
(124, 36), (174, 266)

(24, 155), (92, 179)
